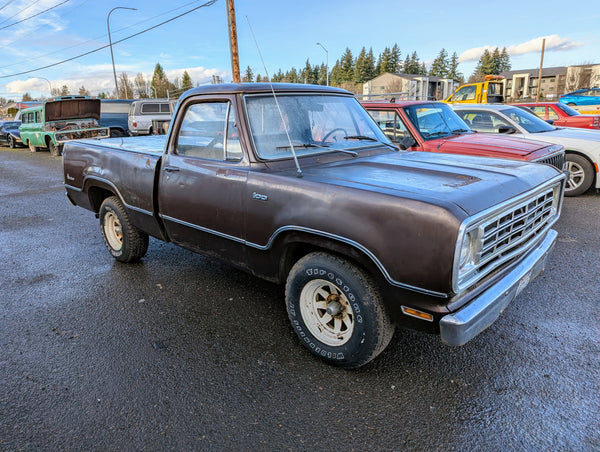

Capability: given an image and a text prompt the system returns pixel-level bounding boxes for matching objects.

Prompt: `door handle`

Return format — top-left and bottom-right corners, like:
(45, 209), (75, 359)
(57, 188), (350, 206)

(164, 166), (180, 172)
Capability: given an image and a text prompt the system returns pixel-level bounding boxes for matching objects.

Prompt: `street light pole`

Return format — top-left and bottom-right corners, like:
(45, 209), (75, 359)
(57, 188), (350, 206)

(316, 42), (329, 86)
(28, 77), (52, 96)
(107, 6), (136, 99)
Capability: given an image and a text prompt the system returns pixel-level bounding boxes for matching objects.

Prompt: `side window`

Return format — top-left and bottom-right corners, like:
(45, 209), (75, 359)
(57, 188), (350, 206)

(141, 103), (159, 113)
(35, 111), (41, 123)
(160, 103), (171, 113)
(547, 108), (559, 120)
(530, 106), (546, 119)
(368, 110), (409, 142)
(451, 85), (476, 101)
(175, 101), (241, 161)
(456, 111), (510, 132)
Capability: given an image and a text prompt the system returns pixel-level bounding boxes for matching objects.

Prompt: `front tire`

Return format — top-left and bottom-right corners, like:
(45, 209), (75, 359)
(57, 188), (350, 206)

(285, 252), (395, 368)
(99, 196), (149, 263)
(8, 135), (15, 148)
(565, 154), (594, 196)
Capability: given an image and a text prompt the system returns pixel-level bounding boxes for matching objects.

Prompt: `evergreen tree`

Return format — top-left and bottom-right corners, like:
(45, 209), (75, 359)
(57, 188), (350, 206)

(97, 92), (108, 99)
(469, 49), (495, 82)
(272, 69), (284, 82)
(498, 47), (511, 72)
(301, 59), (317, 84)
(377, 47), (391, 74)
(340, 48), (355, 82)
(447, 52), (464, 82)
(286, 67), (299, 83)
(429, 48), (449, 78)
(181, 70), (193, 90)
(22, 92), (33, 101)
(242, 66), (254, 82)
(78, 86), (90, 96)
(420, 62), (427, 75)
(317, 63), (328, 85)
(389, 44), (402, 73)
(354, 47), (372, 83)
(330, 60), (342, 86)
(151, 63), (169, 98)
(60, 85), (70, 96)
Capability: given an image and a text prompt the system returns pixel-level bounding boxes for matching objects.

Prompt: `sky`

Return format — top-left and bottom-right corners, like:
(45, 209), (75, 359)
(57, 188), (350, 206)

(0, 0), (599, 101)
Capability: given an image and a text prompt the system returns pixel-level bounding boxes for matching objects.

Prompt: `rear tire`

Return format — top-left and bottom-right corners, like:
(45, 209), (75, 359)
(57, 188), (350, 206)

(48, 140), (62, 157)
(285, 252), (395, 368)
(110, 129), (125, 138)
(99, 196), (149, 263)
(567, 102), (576, 106)
(565, 154), (594, 197)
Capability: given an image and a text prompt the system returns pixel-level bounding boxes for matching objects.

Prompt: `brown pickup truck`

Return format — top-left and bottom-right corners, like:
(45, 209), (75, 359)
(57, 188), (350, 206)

(63, 83), (566, 368)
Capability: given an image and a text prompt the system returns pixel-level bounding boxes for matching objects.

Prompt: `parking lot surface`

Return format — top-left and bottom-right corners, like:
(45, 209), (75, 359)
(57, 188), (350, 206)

(0, 146), (598, 450)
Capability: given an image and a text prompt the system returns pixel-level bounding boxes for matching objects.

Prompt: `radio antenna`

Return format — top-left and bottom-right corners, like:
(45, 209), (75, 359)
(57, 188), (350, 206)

(246, 15), (302, 178)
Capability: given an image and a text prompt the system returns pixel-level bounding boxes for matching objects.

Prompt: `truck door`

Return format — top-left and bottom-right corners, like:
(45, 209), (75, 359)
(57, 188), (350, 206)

(157, 97), (248, 261)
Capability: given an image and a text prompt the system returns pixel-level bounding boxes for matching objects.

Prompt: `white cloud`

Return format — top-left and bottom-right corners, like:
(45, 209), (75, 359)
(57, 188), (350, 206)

(458, 35), (582, 62)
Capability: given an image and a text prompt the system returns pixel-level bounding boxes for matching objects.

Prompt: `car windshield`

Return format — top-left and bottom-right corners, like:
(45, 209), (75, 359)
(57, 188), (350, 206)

(244, 94), (390, 160)
(501, 106), (556, 133)
(3, 122), (19, 130)
(403, 103), (472, 140)
(555, 103), (580, 116)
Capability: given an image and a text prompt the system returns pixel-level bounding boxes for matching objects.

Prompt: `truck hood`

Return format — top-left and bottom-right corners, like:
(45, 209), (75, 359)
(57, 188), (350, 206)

(435, 132), (553, 158)
(45, 98), (101, 122)
(300, 150), (561, 217)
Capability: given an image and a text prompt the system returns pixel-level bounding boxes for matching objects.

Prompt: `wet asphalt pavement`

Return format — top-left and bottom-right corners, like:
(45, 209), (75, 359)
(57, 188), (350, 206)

(0, 146), (598, 451)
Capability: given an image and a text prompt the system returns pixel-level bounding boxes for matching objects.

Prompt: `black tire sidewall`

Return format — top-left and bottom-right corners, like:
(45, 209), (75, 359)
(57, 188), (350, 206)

(565, 154), (594, 197)
(100, 200), (125, 259)
(286, 254), (383, 368)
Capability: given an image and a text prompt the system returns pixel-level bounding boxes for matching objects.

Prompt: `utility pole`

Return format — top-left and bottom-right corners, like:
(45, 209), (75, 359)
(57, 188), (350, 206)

(226, 0), (240, 83)
(536, 38), (546, 103)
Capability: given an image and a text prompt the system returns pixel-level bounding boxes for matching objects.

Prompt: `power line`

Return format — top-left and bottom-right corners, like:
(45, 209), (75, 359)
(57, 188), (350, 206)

(0, 0), (69, 31)
(0, 0), (42, 26)
(0, 0), (209, 70)
(0, 0), (219, 79)
(0, 0), (17, 13)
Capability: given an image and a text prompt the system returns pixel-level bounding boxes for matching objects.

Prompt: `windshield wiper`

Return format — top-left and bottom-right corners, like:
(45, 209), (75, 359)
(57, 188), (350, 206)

(343, 135), (399, 151)
(425, 131), (452, 138)
(451, 128), (470, 134)
(276, 142), (358, 157)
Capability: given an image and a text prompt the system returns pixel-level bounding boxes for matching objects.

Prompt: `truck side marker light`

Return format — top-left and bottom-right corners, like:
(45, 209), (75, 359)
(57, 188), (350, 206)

(401, 306), (434, 322)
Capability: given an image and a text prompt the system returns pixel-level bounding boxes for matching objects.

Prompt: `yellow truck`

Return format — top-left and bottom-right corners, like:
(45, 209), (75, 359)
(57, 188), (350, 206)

(444, 75), (504, 104)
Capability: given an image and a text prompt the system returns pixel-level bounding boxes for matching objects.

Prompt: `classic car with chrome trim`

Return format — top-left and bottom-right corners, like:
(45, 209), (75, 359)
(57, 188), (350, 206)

(63, 83), (565, 368)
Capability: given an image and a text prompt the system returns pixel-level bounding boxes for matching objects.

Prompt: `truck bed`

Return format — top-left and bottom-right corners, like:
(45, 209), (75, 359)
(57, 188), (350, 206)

(73, 135), (167, 155)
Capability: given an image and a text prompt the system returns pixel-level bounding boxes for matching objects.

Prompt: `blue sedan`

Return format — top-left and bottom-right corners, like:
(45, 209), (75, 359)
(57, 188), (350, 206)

(559, 88), (600, 106)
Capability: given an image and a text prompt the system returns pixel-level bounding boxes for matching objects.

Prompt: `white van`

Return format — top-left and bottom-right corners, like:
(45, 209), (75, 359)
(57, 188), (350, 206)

(128, 99), (173, 136)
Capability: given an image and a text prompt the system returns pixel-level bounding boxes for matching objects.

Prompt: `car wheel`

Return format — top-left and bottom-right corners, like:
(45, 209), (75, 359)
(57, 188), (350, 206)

(48, 141), (62, 157)
(28, 141), (37, 153)
(567, 102), (576, 106)
(565, 154), (594, 197)
(99, 196), (149, 263)
(110, 129), (125, 138)
(285, 252), (395, 368)
(8, 135), (15, 148)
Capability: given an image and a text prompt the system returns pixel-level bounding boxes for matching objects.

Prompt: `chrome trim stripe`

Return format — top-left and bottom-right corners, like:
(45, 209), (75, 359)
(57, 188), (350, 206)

(65, 176), (154, 217)
(159, 213), (447, 298)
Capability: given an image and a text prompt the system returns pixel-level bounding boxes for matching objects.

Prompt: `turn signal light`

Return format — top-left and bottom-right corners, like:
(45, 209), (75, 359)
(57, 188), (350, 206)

(401, 306), (434, 322)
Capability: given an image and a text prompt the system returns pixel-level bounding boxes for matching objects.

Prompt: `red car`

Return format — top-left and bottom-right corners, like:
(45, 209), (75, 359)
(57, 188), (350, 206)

(514, 102), (600, 130)
(362, 100), (565, 170)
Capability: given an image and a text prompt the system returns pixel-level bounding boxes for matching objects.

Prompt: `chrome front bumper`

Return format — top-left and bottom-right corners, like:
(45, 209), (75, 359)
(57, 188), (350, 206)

(439, 229), (558, 346)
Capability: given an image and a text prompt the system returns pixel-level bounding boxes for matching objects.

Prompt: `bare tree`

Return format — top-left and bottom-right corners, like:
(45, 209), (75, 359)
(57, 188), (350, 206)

(134, 73), (150, 98)
(118, 73), (135, 99)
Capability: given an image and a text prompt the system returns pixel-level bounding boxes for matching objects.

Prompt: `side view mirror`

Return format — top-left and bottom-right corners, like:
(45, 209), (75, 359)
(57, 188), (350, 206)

(497, 125), (517, 134)
(398, 135), (417, 150)
(545, 119), (555, 125)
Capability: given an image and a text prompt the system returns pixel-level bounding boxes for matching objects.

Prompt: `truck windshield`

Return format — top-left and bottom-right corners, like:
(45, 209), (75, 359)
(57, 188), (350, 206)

(501, 107), (556, 133)
(244, 94), (390, 160)
(403, 103), (472, 140)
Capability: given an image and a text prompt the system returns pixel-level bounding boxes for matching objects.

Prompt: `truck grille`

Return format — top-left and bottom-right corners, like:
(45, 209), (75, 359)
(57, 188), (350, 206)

(479, 188), (556, 271)
(454, 177), (564, 293)
(534, 151), (565, 171)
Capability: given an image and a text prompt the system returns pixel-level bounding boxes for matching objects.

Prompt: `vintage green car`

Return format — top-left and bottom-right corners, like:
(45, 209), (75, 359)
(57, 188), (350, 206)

(19, 96), (109, 156)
